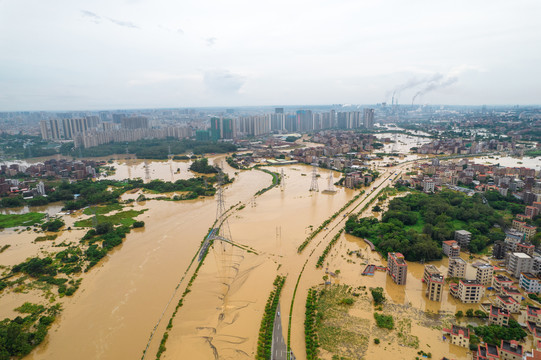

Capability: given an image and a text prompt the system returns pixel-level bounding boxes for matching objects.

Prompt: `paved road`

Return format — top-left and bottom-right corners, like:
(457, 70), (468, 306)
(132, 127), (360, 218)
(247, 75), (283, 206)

(271, 302), (290, 360)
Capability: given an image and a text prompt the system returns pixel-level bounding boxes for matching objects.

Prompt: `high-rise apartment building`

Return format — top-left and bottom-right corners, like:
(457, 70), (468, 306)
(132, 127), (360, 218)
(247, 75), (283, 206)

(210, 117), (236, 140)
(448, 257), (467, 278)
(387, 252), (407, 285)
(40, 120), (49, 140)
(508, 252), (533, 278)
(296, 110), (313, 132)
(455, 230), (472, 248)
(450, 279), (484, 303)
(121, 116), (149, 130)
(427, 274), (444, 301)
(442, 240), (460, 258)
(475, 264), (494, 285)
(363, 108), (374, 129)
(49, 119), (61, 139)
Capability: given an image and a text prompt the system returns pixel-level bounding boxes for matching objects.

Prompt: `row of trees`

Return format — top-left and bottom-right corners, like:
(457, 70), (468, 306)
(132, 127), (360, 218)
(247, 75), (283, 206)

(256, 275), (286, 360)
(304, 289), (319, 360)
(316, 229), (344, 268)
(298, 190), (365, 253)
(60, 138), (237, 159)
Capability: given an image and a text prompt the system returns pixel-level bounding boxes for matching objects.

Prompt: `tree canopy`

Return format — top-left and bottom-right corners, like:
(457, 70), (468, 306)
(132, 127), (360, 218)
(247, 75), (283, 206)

(346, 190), (505, 261)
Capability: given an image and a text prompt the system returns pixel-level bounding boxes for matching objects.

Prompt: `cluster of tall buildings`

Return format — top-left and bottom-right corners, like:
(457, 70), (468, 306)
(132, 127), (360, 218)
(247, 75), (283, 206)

(40, 117), (101, 140)
(40, 115), (150, 141)
(39, 115), (193, 148)
(73, 126), (192, 148)
(205, 108), (375, 140)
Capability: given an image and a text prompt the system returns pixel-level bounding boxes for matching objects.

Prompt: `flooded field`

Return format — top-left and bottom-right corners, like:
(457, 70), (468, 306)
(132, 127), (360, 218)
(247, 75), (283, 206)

(0, 155), (486, 360)
(475, 155), (541, 170)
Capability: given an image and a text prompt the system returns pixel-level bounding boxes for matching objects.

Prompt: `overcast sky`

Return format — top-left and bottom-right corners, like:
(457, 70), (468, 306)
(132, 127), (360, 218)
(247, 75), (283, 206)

(1, 0), (540, 111)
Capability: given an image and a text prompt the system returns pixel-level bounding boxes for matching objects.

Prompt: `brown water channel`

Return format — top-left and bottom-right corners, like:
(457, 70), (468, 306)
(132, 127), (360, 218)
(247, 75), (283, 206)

(2, 156), (472, 359)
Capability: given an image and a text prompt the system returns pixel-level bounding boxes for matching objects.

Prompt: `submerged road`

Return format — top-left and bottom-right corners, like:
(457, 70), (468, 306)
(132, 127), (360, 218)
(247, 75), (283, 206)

(272, 302), (293, 360)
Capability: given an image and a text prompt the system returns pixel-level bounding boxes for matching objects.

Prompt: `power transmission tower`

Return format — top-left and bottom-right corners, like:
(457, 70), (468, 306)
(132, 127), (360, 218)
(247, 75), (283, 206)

(144, 161), (151, 183)
(322, 171), (336, 194)
(309, 163), (319, 192)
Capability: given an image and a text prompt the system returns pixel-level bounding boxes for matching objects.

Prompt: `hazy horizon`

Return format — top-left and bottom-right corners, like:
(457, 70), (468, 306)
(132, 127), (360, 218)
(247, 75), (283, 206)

(2, 0), (540, 111)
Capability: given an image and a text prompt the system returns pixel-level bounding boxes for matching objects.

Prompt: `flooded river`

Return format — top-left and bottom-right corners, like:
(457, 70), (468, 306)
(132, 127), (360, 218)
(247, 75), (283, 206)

(1, 155), (480, 360)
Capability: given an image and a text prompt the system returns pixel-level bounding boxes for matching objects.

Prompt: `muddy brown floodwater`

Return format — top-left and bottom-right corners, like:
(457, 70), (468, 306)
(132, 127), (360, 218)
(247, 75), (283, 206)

(12, 156), (473, 360)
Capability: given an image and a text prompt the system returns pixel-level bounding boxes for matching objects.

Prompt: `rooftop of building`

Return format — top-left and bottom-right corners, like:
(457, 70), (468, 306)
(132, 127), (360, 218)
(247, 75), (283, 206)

(449, 257), (467, 264)
(497, 295), (518, 304)
(478, 343), (499, 357)
(448, 324), (470, 338)
(501, 340), (523, 355)
(476, 264), (494, 270)
(494, 274), (513, 282)
(424, 264), (440, 273)
(490, 305), (509, 317)
(512, 252), (532, 259)
(527, 305), (541, 316)
(456, 229), (472, 235)
(442, 240), (458, 245)
(502, 286), (520, 294)
(429, 274), (444, 283)
(389, 252), (406, 265)
(460, 279), (482, 287)
(522, 272), (539, 280)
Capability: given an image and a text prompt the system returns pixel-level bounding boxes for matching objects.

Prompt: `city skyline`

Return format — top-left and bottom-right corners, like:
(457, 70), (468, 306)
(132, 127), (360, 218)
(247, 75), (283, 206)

(1, 0), (541, 111)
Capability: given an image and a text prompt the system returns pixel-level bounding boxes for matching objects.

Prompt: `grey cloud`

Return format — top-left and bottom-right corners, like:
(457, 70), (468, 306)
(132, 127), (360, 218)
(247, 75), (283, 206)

(177, 28), (184, 35)
(106, 17), (140, 29)
(204, 70), (245, 94)
(80, 10), (102, 24)
(81, 10), (139, 29)
(205, 37), (216, 47)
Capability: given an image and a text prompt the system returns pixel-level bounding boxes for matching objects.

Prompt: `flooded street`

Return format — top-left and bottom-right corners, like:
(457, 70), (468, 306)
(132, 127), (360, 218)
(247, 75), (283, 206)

(2, 155), (475, 360)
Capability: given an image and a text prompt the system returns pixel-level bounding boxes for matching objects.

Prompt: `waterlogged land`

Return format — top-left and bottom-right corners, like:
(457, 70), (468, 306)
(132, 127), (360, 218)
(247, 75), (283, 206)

(0, 155), (479, 360)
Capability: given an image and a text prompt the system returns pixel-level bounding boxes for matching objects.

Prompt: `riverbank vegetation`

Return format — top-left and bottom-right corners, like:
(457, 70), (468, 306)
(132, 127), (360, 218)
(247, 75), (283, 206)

(74, 209), (146, 228)
(0, 302), (61, 358)
(256, 275), (286, 360)
(254, 167), (281, 196)
(0, 212), (46, 229)
(226, 156), (244, 169)
(0, 176), (221, 212)
(60, 138), (237, 159)
(189, 157), (218, 174)
(316, 229), (344, 268)
(345, 190), (505, 261)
